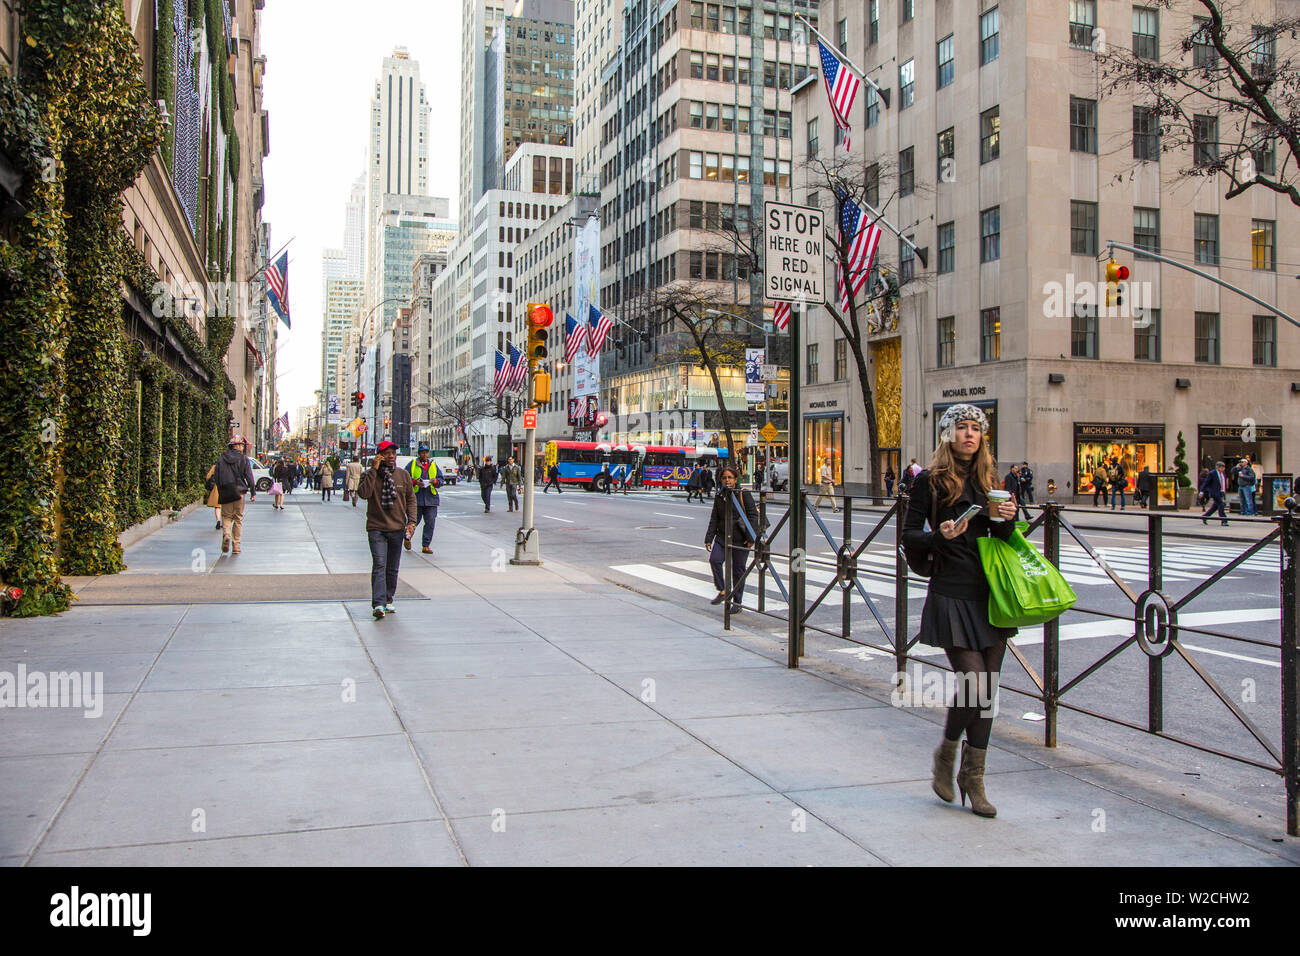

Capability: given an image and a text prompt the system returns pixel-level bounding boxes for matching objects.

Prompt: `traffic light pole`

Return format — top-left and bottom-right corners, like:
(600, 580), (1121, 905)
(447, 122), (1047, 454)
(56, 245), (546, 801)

(512, 396), (541, 565)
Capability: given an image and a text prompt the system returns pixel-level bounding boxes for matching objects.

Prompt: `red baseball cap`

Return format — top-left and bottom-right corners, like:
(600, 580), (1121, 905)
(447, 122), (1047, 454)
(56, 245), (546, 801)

(376, 440), (397, 453)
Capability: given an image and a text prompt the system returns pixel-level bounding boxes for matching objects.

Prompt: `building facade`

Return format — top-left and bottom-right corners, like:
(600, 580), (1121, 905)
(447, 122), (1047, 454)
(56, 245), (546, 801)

(792, 0), (1298, 499)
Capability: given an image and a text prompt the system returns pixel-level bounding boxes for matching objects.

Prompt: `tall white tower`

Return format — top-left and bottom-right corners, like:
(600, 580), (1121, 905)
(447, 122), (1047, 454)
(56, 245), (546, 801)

(459, 0), (507, 236)
(367, 48), (430, 309)
(344, 174), (366, 279)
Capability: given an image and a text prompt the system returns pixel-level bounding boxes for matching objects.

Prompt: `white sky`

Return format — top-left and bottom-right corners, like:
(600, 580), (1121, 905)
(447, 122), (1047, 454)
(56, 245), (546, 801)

(259, 0), (462, 421)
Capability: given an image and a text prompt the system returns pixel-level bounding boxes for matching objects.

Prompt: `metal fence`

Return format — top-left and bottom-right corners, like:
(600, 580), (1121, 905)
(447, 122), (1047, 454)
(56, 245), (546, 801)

(716, 488), (1299, 836)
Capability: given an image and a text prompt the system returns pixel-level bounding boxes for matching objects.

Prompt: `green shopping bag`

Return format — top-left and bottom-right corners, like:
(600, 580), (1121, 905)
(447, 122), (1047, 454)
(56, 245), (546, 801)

(977, 525), (1077, 628)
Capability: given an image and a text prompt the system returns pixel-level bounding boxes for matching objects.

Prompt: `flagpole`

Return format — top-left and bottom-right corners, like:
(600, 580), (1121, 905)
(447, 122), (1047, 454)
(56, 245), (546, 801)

(249, 237), (295, 283)
(796, 14), (887, 103)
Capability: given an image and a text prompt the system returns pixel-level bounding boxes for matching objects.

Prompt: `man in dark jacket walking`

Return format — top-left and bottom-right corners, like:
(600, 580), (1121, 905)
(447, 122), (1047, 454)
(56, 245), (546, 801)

(206, 436), (257, 554)
(478, 455), (499, 512)
(544, 463), (563, 493)
(357, 440), (417, 618)
(501, 456), (523, 512)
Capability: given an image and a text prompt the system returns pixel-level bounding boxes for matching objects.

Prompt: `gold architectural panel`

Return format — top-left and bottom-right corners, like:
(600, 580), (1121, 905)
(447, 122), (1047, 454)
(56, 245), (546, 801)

(875, 338), (901, 448)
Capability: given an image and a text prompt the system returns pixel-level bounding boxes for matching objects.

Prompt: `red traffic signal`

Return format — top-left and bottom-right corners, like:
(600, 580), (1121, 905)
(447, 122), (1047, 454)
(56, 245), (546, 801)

(527, 302), (554, 328)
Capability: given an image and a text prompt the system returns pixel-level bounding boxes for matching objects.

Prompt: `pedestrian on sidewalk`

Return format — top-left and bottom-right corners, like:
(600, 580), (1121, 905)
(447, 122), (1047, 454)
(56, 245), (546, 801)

(345, 458), (363, 507)
(1199, 460), (1230, 526)
(600, 460), (613, 494)
(317, 459), (334, 502)
(1019, 462), (1034, 504)
(685, 465), (702, 502)
(884, 466), (896, 497)
(901, 404), (1018, 818)
(544, 462), (563, 493)
(407, 442), (441, 553)
(704, 464), (760, 614)
(502, 456), (523, 512)
(1091, 469), (1107, 507)
(205, 435), (257, 555)
(358, 440), (416, 619)
(478, 455), (499, 512)
(1108, 457), (1127, 510)
(813, 459), (839, 512)
(272, 458), (293, 510)
(1234, 456), (1257, 516)
(700, 464), (715, 500)
(1135, 466), (1153, 509)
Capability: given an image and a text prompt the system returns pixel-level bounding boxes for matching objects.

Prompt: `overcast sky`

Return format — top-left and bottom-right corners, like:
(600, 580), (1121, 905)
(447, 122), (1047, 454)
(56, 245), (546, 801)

(259, 0), (461, 421)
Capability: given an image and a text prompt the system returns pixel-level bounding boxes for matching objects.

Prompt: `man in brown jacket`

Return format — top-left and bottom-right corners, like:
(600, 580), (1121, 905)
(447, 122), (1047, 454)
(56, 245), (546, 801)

(357, 440), (417, 619)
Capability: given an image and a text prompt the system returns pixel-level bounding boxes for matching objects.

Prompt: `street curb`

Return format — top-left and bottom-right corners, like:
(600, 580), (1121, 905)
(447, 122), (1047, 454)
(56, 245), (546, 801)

(116, 500), (205, 550)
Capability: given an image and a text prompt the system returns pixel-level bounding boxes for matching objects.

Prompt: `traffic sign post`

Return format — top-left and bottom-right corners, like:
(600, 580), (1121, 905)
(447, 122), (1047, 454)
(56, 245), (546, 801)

(513, 398), (542, 565)
(764, 200), (826, 306)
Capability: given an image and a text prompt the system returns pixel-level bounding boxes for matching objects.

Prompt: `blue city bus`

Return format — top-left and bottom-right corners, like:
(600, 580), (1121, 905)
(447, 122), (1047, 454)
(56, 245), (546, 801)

(543, 441), (730, 491)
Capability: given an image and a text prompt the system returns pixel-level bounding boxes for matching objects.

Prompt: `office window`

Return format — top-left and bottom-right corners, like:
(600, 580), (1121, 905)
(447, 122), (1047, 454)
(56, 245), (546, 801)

(1251, 123), (1276, 176)
(1134, 207), (1160, 257)
(807, 117), (819, 158)
(865, 163), (880, 207)
(1194, 213), (1219, 265)
(865, 86), (880, 128)
(721, 103), (735, 132)
(705, 103), (719, 130)
(899, 147), (914, 196)
(705, 152), (719, 179)
(1071, 305), (1098, 358)
(937, 316), (955, 367)
(900, 238), (915, 282)
(690, 52), (703, 78)
(721, 54), (735, 82)
(980, 107), (1000, 163)
(1071, 201), (1098, 256)
(690, 2), (705, 29)
(1251, 26), (1275, 78)
(688, 151), (703, 178)
(980, 206), (1000, 263)
(1195, 312), (1220, 364)
(901, 0), (914, 23)
(1253, 315), (1277, 367)
(834, 339), (848, 380)
(689, 250), (703, 278)
(836, 17), (847, 49)
(869, 0), (879, 46)
(1070, 97), (1097, 153)
(1132, 6), (1159, 59)
(688, 199), (703, 228)
(1133, 106), (1159, 160)
(1134, 308), (1160, 362)
(706, 52), (719, 80)
(1252, 219), (1275, 271)
(806, 343), (819, 384)
(937, 127), (955, 180)
(721, 6), (735, 34)
(937, 35), (955, 87)
(899, 59), (915, 109)
(1070, 0), (1096, 48)
(937, 221), (955, 274)
(1192, 16), (1216, 68)
(688, 101), (703, 128)
(1193, 114), (1218, 166)
(980, 7), (999, 64)
(980, 308), (1001, 362)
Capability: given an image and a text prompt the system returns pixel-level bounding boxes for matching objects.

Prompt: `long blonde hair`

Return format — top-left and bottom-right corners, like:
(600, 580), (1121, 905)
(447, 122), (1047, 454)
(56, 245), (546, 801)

(927, 431), (998, 506)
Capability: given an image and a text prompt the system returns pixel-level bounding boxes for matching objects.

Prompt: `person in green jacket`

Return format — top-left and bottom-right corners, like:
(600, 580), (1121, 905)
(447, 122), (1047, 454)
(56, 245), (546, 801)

(501, 456), (523, 512)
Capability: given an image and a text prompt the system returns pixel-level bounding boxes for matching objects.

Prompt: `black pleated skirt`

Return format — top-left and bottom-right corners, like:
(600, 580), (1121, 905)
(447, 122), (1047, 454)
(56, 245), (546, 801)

(919, 592), (1017, 650)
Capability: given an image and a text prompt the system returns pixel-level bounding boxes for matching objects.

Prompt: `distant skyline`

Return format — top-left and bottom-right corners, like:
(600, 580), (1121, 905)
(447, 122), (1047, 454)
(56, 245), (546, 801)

(259, 2), (460, 421)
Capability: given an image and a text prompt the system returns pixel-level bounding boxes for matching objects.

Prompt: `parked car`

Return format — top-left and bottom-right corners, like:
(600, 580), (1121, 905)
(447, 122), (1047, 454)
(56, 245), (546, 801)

(248, 457), (272, 492)
(767, 459), (790, 491)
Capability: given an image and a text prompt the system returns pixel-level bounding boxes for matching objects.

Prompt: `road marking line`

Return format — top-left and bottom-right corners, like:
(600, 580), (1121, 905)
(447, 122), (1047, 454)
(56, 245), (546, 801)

(543, 514), (574, 523)
(661, 539), (704, 550)
(654, 512), (695, 519)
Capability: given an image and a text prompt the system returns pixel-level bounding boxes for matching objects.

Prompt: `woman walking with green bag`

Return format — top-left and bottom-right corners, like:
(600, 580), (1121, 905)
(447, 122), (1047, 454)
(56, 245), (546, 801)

(902, 404), (1018, 817)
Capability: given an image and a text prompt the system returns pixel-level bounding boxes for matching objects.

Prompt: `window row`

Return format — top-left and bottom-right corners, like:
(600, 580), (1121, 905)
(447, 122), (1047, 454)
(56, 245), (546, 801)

(686, 151), (791, 186)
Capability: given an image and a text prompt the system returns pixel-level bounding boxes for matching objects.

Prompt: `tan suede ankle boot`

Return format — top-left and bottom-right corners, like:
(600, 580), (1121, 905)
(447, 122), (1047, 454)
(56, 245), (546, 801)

(956, 741), (997, 818)
(931, 737), (959, 803)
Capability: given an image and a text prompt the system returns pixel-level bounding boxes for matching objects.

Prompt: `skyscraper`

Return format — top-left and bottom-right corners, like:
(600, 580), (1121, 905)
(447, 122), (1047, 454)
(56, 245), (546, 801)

(460, 0), (508, 234)
(367, 48), (430, 307)
(344, 174), (366, 279)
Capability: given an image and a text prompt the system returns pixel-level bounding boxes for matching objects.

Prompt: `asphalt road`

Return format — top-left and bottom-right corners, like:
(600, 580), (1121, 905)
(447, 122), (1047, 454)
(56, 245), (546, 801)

(430, 480), (1292, 816)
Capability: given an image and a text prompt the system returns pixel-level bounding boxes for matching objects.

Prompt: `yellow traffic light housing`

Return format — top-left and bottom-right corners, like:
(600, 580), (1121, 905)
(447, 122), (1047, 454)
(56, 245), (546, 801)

(532, 371), (552, 405)
(1104, 258), (1130, 309)
(526, 302), (553, 372)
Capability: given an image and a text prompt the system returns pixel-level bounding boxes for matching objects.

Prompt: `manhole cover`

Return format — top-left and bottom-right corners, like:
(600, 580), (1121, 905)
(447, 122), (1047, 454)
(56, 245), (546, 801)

(635, 525), (671, 530)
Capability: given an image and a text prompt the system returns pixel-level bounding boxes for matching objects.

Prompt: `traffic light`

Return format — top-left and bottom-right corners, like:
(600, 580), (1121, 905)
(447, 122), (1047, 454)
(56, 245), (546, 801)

(1104, 259), (1130, 309)
(526, 302), (553, 372)
(533, 370), (551, 405)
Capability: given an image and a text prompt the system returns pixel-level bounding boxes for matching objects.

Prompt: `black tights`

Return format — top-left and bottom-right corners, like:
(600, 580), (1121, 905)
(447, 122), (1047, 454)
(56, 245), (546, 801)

(942, 643), (1007, 749)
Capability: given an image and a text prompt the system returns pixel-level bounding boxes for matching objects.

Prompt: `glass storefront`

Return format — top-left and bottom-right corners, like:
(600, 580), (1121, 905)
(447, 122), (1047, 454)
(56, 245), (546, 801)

(804, 414), (844, 485)
(1073, 423), (1165, 494)
(1197, 424), (1283, 489)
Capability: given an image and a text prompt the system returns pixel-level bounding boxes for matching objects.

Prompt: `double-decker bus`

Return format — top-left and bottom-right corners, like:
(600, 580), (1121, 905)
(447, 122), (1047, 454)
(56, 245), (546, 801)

(543, 441), (730, 491)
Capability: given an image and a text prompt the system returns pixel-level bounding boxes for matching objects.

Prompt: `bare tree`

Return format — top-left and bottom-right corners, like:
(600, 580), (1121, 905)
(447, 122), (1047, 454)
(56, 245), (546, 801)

(1094, 0), (1300, 205)
(426, 379), (495, 450)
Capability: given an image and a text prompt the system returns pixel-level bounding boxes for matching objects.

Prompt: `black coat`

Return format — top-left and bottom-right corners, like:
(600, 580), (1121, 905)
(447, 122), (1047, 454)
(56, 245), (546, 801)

(478, 464), (499, 487)
(705, 487), (761, 547)
(901, 469), (1014, 600)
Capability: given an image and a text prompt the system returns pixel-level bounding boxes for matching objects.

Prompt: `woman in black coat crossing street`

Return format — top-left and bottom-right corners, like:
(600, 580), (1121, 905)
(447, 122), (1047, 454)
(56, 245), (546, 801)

(902, 404), (1018, 818)
(703, 465), (761, 613)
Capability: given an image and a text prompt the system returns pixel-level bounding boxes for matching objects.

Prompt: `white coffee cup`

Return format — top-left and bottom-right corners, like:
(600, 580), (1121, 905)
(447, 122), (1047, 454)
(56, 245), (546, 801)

(987, 489), (1011, 521)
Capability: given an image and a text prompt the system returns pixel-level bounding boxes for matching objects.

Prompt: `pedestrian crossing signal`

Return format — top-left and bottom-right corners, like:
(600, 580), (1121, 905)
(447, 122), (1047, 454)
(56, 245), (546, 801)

(533, 371), (551, 405)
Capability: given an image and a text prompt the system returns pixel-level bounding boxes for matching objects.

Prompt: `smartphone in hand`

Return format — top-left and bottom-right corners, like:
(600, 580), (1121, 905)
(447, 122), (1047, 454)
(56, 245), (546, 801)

(954, 503), (982, 525)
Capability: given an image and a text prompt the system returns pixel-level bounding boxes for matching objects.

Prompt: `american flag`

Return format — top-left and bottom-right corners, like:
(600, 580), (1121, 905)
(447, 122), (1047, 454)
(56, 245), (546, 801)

(587, 304), (613, 355)
(272, 411), (289, 440)
(835, 188), (883, 312)
(564, 312), (587, 362)
(818, 41), (861, 153)
(773, 301), (792, 331)
(266, 252), (290, 327)
(507, 343), (527, 391)
(492, 350), (510, 397)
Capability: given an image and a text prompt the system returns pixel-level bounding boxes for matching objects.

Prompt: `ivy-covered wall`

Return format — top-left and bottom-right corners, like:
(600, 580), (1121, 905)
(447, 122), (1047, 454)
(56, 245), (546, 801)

(0, 0), (243, 614)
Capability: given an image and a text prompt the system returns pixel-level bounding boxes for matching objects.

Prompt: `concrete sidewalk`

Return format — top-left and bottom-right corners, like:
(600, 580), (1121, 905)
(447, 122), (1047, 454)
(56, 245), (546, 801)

(1, 498), (1295, 866)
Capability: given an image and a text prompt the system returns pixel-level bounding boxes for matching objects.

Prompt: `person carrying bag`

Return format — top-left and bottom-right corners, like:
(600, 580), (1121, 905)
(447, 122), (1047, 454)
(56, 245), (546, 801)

(977, 525), (1077, 628)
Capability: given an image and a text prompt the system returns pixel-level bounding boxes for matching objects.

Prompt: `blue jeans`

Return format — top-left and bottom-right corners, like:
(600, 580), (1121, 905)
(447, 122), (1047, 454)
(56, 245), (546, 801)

(412, 504), (438, 547)
(1239, 489), (1256, 516)
(1110, 487), (1126, 509)
(367, 529), (403, 606)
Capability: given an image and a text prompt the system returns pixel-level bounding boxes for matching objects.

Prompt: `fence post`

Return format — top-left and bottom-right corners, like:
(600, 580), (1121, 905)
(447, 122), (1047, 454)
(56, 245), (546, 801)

(722, 497), (733, 632)
(1148, 511), (1164, 734)
(757, 490), (767, 614)
(1280, 507), (1298, 837)
(895, 494), (909, 676)
(841, 495), (851, 640)
(1042, 501), (1061, 747)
